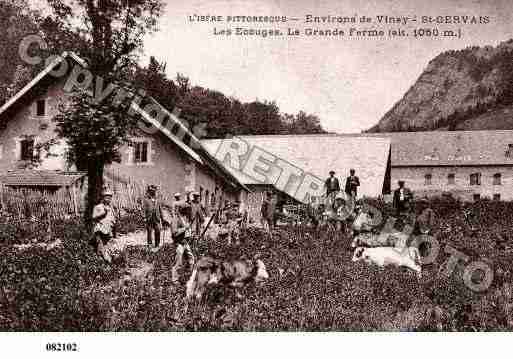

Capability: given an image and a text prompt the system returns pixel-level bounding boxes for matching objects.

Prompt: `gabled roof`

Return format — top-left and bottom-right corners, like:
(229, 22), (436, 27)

(0, 170), (85, 187)
(0, 52), (87, 118)
(366, 130), (513, 166)
(131, 100), (249, 192)
(202, 134), (391, 201)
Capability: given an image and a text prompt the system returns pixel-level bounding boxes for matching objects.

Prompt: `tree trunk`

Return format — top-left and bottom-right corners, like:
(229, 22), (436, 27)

(85, 158), (105, 230)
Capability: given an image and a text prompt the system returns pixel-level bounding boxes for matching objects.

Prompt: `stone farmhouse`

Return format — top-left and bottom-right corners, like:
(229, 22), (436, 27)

(371, 130), (513, 202)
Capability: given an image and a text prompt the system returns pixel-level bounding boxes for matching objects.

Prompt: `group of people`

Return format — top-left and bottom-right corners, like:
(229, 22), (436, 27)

(258, 169), (362, 232)
(91, 185), (247, 284)
(304, 169), (362, 231)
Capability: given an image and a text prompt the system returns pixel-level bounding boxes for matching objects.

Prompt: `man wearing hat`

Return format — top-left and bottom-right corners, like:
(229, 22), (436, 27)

(171, 202), (195, 284)
(143, 185), (169, 250)
(190, 191), (206, 236)
(325, 170), (340, 209)
(92, 189), (117, 263)
(393, 180), (413, 217)
(345, 169), (360, 202)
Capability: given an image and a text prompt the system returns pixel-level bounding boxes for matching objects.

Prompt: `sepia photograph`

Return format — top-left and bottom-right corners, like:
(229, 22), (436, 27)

(1, 0), (513, 355)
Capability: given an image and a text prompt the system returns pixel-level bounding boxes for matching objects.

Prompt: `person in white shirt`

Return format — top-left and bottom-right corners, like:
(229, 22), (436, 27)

(92, 189), (117, 263)
(171, 203), (195, 284)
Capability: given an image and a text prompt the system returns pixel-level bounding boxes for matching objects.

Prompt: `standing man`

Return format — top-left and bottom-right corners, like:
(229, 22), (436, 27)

(260, 191), (274, 232)
(393, 180), (413, 217)
(307, 196), (318, 228)
(171, 203), (195, 284)
(144, 185), (164, 251)
(345, 169), (360, 202)
(325, 170), (340, 209)
(92, 189), (117, 263)
(190, 191), (206, 236)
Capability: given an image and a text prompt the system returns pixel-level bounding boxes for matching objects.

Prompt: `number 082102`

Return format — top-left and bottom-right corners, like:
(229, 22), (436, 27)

(45, 343), (78, 351)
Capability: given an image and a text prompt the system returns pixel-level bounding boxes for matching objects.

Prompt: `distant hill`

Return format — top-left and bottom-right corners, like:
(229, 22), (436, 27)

(368, 39), (513, 132)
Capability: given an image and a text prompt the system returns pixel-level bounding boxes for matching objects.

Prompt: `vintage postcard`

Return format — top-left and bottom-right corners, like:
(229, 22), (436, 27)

(1, 0), (513, 356)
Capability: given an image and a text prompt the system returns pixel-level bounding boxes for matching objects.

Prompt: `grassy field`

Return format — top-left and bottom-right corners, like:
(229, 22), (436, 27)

(1, 198), (513, 331)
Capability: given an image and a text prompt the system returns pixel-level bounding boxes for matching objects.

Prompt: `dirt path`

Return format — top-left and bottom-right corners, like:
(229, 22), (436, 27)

(110, 228), (173, 252)
(81, 228), (174, 296)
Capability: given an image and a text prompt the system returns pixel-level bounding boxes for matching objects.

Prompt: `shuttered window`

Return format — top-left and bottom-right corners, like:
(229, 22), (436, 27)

(36, 99), (46, 117)
(424, 173), (432, 185)
(447, 173), (455, 185)
(133, 141), (148, 163)
(493, 173), (502, 185)
(470, 173), (481, 186)
(20, 138), (34, 161)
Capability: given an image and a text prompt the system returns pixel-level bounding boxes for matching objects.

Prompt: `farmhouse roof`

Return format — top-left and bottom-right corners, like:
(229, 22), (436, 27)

(0, 170), (85, 187)
(202, 134), (391, 202)
(0, 52), (247, 192)
(367, 130), (513, 167)
(0, 52), (87, 118)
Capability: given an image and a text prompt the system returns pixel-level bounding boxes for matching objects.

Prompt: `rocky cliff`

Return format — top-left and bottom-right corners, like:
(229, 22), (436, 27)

(368, 39), (513, 132)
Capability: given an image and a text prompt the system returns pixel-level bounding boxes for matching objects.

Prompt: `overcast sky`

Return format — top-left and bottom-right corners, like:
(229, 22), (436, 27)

(140, 0), (513, 133)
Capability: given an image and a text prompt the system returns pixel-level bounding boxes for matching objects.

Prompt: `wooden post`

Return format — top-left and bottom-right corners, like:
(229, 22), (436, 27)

(71, 183), (78, 217)
(0, 182), (4, 211)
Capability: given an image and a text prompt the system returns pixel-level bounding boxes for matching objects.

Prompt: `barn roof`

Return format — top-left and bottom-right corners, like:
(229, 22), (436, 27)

(202, 134), (391, 202)
(367, 130), (513, 167)
(0, 170), (85, 187)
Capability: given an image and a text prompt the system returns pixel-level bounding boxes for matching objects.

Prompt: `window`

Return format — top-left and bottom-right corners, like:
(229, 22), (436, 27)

(20, 138), (34, 161)
(506, 144), (513, 157)
(424, 173), (432, 185)
(470, 173), (481, 186)
(493, 173), (502, 185)
(473, 193), (481, 202)
(447, 173), (455, 185)
(36, 99), (46, 117)
(133, 141), (148, 163)
(493, 194), (501, 201)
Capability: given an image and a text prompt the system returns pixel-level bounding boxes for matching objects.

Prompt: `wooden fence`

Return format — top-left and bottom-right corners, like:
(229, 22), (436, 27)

(0, 176), (175, 223)
(0, 183), (79, 222)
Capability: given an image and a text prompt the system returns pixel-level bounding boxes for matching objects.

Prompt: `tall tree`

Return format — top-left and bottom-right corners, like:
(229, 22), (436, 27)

(47, 0), (164, 225)
(134, 56), (178, 110)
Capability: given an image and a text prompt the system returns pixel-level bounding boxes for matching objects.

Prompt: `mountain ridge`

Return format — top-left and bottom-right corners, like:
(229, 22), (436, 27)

(368, 39), (513, 133)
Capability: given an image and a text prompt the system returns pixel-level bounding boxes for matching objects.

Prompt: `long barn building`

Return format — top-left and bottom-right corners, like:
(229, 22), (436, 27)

(372, 130), (513, 201)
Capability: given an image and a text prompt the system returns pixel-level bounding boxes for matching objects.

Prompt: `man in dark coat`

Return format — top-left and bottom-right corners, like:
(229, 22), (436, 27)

(345, 168), (360, 201)
(393, 180), (413, 217)
(190, 191), (206, 236)
(143, 185), (171, 250)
